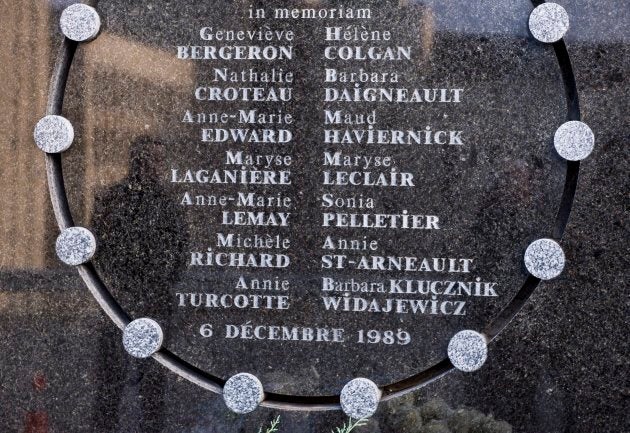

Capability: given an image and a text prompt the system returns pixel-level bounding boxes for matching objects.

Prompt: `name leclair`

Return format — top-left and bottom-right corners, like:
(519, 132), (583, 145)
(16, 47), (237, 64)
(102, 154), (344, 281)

(322, 170), (414, 187)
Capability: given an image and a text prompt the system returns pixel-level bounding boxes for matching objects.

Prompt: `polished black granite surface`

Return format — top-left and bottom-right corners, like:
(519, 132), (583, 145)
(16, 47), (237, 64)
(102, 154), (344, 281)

(0, 0), (627, 432)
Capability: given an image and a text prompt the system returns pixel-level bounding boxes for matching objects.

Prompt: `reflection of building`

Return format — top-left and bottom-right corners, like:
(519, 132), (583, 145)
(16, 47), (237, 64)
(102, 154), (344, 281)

(0, 1), (627, 432)
(0, 2), (195, 271)
(0, 1), (50, 269)
(68, 32), (195, 225)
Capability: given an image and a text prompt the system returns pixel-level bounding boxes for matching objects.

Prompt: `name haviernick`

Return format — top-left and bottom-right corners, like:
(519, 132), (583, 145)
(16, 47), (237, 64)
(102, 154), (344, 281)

(324, 128), (464, 145)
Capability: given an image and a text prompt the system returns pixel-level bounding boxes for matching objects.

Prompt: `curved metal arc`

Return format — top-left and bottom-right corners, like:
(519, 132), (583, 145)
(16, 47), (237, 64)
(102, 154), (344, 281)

(43, 5), (582, 410)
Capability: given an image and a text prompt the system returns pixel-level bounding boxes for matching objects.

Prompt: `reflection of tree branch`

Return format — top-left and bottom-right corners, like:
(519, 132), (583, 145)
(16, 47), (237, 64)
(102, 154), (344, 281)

(254, 415), (369, 433)
(258, 415), (281, 433)
(332, 417), (368, 433)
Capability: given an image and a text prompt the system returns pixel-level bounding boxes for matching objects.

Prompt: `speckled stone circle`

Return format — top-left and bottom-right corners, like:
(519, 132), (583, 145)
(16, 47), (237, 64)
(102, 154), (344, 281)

(528, 3), (570, 43)
(55, 227), (96, 266)
(60, 3), (101, 42)
(41, 1), (593, 413)
(123, 318), (164, 359)
(524, 238), (566, 280)
(34, 115), (74, 153)
(554, 121), (595, 161)
(223, 373), (265, 414)
(447, 330), (488, 373)
(340, 378), (382, 419)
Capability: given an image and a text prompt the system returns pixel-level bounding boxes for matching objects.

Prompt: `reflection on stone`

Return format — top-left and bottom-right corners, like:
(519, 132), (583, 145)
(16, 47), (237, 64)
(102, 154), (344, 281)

(0, 0), (624, 431)
(59, 0), (569, 397)
(386, 398), (513, 433)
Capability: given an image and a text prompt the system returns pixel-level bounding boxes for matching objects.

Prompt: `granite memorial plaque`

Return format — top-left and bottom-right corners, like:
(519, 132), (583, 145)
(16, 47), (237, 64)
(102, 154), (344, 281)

(50, 0), (581, 405)
(1, 0), (627, 431)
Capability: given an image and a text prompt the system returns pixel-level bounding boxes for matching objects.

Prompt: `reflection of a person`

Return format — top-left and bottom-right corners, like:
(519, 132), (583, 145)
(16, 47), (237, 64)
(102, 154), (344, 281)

(91, 137), (188, 432)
